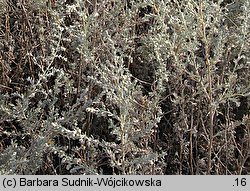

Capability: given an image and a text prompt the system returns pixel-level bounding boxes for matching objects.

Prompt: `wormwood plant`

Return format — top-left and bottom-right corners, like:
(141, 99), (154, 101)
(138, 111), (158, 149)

(87, 36), (166, 174)
(150, 0), (249, 174)
(0, 0), (99, 174)
(84, 0), (167, 174)
(0, 0), (249, 175)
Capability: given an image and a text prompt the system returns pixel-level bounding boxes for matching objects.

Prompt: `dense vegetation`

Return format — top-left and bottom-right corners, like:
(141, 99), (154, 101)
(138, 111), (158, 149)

(0, 0), (249, 175)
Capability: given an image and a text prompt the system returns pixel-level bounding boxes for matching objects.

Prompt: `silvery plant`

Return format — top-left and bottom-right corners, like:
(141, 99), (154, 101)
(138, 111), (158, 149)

(0, 0), (249, 175)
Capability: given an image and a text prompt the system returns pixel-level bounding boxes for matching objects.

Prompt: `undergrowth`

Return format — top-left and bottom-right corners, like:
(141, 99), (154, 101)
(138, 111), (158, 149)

(0, 0), (249, 175)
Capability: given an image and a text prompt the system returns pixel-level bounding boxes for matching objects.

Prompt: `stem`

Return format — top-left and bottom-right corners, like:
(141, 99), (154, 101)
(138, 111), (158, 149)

(190, 107), (194, 175)
(199, 2), (215, 174)
(120, 115), (126, 174)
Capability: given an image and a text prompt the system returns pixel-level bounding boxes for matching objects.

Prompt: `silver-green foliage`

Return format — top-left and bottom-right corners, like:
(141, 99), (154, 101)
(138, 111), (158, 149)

(0, 0), (249, 175)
